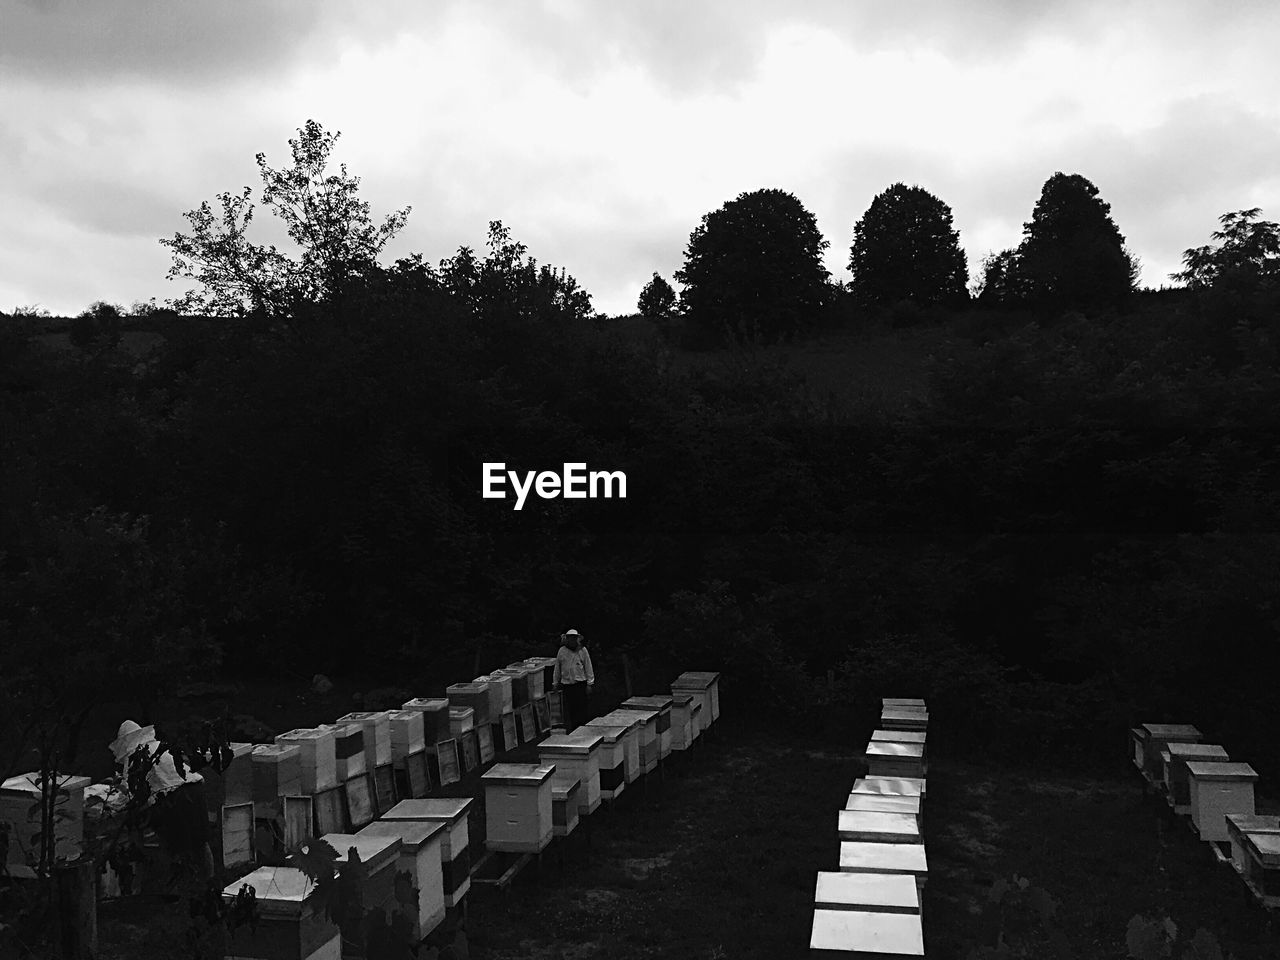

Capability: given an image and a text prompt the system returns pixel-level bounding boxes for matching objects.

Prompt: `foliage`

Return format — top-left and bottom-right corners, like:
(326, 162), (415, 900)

(159, 119), (411, 326)
(637, 272), (677, 319)
(848, 182), (969, 310)
(1126, 915), (1237, 960)
(674, 187), (831, 344)
(68, 300), (124, 354)
(1172, 208), (1280, 290)
(966, 875), (1069, 959)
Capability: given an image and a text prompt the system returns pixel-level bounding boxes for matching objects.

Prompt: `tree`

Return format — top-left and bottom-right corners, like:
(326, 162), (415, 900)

(1013, 172), (1137, 310)
(68, 300), (123, 353)
(1172, 208), (1280, 290)
(159, 119), (411, 327)
(637, 272), (677, 319)
(674, 187), (830, 344)
(975, 248), (1024, 306)
(848, 183), (969, 309)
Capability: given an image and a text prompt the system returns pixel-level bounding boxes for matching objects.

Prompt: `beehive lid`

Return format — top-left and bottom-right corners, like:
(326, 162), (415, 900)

(623, 696), (673, 712)
(611, 706), (658, 724)
(882, 698), (926, 709)
(810, 908), (924, 956)
(319, 832), (401, 873)
(384, 798), (472, 824)
(669, 693), (696, 707)
(671, 672), (715, 690)
(252, 743), (301, 762)
(356, 818), (446, 852)
(402, 698), (448, 712)
(866, 742), (925, 760)
(339, 711), (391, 723)
(539, 731), (604, 755)
(504, 662), (536, 675)
(482, 763), (556, 786)
(1141, 724), (1202, 740)
(814, 871), (919, 911)
(844, 794), (921, 815)
(448, 707), (474, 720)
(1226, 814), (1280, 836)
(870, 730), (926, 744)
(1, 772), (92, 795)
(1166, 743), (1230, 761)
(1243, 833), (1280, 867)
(223, 866), (317, 917)
(1185, 761), (1257, 782)
(480, 673), (512, 686)
(856, 777), (925, 797)
(551, 776), (581, 801)
(575, 722), (622, 743)
(277, 727), (332, 743)
(839, 841), (928, 874)
(592, 713), (642, 734)
(838, 810), (920, 841)
(881, 709), (928, 722)
(385, 709), (424, 724)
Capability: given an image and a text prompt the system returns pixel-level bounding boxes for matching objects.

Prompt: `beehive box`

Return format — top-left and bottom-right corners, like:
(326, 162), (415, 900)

(1188, 761), (1258, 841)
(222, 865), (339, 960)
(385, 710), (426, 764)
(844, 794), (923, 831)
(495, 667), (530, 708)
(838, 841), (928, 885)
(865, 742), (926, 780)
(611, 706), (659, 773)
(852, 777), (926, 798)
(551, 774), (581, 838)
(880, 709), (928, 733)
(1139, 724), (1203, 782)
(401, 698), (450, 745)
(274, 728), (338, 794)
(204, 742), (256, 809)
(671, 672), (717, 729)
(383, 798), (473, 908)
(810, 908), (925, 958)
(326, 724), (366, 782)
(482, 763), (556, 854)
(882, 698), (926, 712)
(837, 810), (921, 844)
(1226, 815), (1280, 876)
(337, 711), (392, 768)
(669, 693), (697, 751)
(356, 819), (448, 943)
(447, 681), (492, 727)
(590, 712), (643, 783)
(539, 729), (604, 814)
(622, 696), (674, 758)
(509, 661), (545, 701)
(523, 657), (556, 700)
(1163, 743), (1230, 811)
(573, 723), (626, 801)
(448, 706), (475, 740)
(252, 744), (303, 807)
(319, 832), (403, 944)
(1237, 832), (1280, 906)
(814, 870), (920, 914)
(477, 673), (513, 717)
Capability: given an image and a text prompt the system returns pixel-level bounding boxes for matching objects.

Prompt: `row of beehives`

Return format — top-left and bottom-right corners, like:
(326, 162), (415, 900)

(1129, 723), (1279, 911)
(810, 698), (930, 959)
(213, 671), (722, 959)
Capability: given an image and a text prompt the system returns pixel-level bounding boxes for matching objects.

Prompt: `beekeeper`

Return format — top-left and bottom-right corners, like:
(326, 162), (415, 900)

(552, 629), (595, 731)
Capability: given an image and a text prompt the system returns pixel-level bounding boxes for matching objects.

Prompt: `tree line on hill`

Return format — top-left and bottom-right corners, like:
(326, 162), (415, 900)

(3, 120), (1280, 792)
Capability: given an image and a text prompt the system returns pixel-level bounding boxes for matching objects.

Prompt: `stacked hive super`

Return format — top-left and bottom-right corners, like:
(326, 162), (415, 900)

(812, 697), (928, 958)
(1129, 721), (1276, 911)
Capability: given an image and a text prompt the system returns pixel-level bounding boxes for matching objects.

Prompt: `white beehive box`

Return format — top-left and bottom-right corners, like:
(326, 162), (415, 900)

(814, 870), (920, 914)
(481, 763), (556, 854)
(494, 667), (531, 707)
(572, 723), (626, 801)
(274, 728), (338, 794)
(810, 908), (925, 958)
(447, 706), (475, 739)
(538, 730), (604, 814)
(672, 672), (719, 727)
(622, 696), (674, 758)
(384, 710), (426, 764)
(1237, 832), (1280, 907)
(592, 712), (643, 782)
(839, 841), (928, 885)
(252, 744), (303, 806)
(611, 706), (659, 773)
(527, 657), (557, 696)
(844, 794), (923, 831)
(401, 698), (450, 745)
(206, 742), (256, 808)
(477, 673), (513, 717)
(222, 864), (340, 960)
(852, 777), (926, 798)
(356, 818), (448, 943)
(1188, 761), (1258, 841)
(669, 693), (696, 751)
(322, 723), (366, 781)
(0, 772), (90, 878)
(446, 681), (492, 727)
(337, 711), (392, 767)
(837, 810), (921, 844)
(383, 798), (473, 908)
(865, 742), (926, 780)
(1226, 815), (1280, 877)
(880, 709), (928, 732)
(1163, 743), (1230, 812)
(551, 774), (581, 838)
(882, 698), (926, 712)
(319, 832), (402, 926)
(1139, 723), (1202, 782)
(506, 661), (543, 701)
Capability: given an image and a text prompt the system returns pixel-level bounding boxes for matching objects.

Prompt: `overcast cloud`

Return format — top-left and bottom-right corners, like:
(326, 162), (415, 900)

(3, 0), (1279, 316)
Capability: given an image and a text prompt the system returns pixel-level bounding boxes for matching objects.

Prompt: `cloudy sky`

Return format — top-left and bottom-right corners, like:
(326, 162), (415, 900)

(3, 0), (1279, 318)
